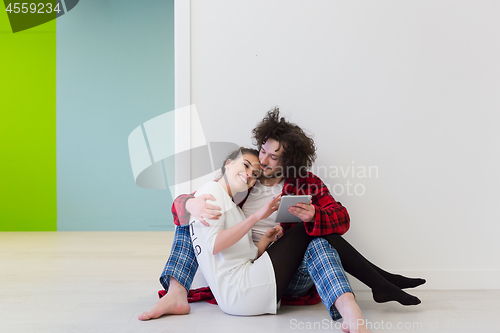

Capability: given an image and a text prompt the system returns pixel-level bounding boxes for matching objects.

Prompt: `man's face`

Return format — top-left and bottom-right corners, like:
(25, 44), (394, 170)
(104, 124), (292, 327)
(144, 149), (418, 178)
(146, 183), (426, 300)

(259, 138), (285, 178)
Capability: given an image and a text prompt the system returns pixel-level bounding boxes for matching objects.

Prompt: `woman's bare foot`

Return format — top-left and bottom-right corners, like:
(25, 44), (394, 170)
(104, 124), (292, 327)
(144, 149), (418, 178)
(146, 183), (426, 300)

(138, 277), (190, 321)
(334, 293), (372, 333)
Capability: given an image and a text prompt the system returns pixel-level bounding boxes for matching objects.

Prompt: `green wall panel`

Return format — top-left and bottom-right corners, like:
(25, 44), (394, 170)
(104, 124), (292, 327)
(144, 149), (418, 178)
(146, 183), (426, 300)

(0, 8), (57, 231)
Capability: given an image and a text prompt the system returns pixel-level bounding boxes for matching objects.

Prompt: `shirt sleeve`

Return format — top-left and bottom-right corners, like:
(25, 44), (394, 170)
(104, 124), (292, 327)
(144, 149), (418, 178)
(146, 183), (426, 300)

(307, 179), (350, 236)
(172, 193), (196, 226)
(281, 174), (350, 236)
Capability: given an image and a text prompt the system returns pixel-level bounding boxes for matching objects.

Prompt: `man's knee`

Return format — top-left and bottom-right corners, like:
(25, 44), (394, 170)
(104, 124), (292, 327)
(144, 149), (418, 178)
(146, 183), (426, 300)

(307, 237), (339, 255)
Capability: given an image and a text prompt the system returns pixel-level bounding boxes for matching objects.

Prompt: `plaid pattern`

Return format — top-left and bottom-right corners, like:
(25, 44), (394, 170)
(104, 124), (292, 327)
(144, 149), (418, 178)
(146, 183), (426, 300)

(302, 237), (353, 321)
(172, 172), (350, 236)
(159, 227), (352, 320)
(159, 225), (198, 291)
(284, 260), (315, 297)
(169, 172), (352, 320)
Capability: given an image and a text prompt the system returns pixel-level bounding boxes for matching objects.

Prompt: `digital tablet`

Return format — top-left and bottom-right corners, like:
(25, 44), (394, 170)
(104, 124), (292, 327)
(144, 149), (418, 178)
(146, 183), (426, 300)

(274, 195), (312, 223)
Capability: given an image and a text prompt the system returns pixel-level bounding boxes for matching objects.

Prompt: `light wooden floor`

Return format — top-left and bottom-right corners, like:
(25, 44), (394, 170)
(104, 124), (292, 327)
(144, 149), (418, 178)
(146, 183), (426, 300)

(1, 232), (499, 333)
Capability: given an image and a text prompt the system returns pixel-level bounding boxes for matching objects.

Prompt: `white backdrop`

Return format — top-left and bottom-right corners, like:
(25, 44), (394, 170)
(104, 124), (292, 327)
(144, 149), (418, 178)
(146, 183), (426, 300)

(189, 0), (500, 289)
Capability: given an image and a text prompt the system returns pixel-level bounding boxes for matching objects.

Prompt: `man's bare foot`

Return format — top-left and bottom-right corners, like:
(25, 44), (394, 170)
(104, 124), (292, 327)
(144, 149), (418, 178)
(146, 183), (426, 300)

(334, 293), (372, 333)
(340, 311), (371, 333)
(138, 277), (190, 321)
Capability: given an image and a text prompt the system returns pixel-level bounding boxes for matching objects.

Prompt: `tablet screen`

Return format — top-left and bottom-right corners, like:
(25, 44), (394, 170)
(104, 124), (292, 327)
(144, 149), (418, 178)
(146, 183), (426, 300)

(274, 195), (312, 223)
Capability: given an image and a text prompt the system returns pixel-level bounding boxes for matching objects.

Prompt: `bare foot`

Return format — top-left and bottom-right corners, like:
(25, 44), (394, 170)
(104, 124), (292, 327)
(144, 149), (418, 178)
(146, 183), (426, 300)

(138, 278), (190, 321)
(335, 293), (372, 333)
(340, 314), (371, 333)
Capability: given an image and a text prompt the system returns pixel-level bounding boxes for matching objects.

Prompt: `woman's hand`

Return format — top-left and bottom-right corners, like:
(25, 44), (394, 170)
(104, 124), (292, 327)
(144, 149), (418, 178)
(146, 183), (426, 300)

(253, 195), (281, 222)
(186, 194), (222, 226)
(263, 225), (284, 242)
(255, 225), (284, 258)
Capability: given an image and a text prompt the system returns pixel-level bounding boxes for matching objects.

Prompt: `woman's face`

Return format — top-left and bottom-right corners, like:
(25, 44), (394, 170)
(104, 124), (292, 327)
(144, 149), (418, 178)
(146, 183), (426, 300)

(225, 153), (261, 192)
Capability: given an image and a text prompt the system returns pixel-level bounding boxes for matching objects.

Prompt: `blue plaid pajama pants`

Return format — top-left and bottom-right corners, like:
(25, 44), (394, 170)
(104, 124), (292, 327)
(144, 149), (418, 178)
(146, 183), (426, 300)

(159, 225), (353, 320)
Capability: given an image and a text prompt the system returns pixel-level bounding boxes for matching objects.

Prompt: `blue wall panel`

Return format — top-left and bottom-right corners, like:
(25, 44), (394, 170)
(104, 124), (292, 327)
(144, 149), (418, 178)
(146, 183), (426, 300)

(56, 0), (175, 231)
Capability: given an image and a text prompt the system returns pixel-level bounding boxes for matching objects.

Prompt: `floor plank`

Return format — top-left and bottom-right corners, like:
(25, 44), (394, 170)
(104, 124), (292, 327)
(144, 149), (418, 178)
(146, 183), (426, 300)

(1, 232), (498, 332)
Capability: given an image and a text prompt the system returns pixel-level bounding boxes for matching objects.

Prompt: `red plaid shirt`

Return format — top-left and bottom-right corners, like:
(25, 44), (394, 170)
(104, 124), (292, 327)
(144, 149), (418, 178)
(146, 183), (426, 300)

(172, 171), (350, 236)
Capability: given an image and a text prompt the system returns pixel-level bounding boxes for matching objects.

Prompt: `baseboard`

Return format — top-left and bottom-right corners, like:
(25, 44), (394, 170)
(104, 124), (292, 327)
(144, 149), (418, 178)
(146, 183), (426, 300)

(192, 269), (500, 291)
(348, 269), (500, 290)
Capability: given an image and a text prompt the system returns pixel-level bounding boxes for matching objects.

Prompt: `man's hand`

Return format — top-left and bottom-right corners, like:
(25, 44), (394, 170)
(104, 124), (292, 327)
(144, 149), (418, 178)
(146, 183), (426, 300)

(186, 194), (222, 226)
(289, 201), (316, 222)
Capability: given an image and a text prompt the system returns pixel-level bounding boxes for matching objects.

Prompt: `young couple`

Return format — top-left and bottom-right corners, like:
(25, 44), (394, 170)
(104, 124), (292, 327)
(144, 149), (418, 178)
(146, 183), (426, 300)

(139, 108), (425, 333)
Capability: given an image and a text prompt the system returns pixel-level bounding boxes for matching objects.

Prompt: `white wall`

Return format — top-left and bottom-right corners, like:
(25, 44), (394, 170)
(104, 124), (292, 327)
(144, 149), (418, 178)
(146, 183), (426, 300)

(190, 0), (500, 289)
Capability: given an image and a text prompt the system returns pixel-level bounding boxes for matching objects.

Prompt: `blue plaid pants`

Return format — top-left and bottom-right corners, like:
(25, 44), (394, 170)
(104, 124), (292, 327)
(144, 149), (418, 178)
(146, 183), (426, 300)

(160, 225), (353, 320)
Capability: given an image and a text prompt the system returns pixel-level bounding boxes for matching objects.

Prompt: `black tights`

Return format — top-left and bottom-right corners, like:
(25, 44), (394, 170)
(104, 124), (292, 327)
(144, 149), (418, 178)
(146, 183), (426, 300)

(321, 233), (424, 305)
(265, 223), (313, 301)
(265, 225), (425, 306)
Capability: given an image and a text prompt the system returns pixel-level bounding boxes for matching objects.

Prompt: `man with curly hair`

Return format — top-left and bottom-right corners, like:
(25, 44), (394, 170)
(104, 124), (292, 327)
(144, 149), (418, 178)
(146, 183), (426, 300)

(139, 108), (424, 333)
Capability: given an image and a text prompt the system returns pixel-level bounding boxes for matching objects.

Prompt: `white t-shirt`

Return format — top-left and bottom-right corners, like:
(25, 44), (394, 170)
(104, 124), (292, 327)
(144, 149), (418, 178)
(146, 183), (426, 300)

(241, 179), (284, 243)
(190, 181), (277, 316)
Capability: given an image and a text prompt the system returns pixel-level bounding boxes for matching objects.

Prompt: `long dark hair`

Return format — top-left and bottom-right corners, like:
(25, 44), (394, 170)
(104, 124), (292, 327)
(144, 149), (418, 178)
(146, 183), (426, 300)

(252, 107), (316, 178)
(220, 147), (259, 176)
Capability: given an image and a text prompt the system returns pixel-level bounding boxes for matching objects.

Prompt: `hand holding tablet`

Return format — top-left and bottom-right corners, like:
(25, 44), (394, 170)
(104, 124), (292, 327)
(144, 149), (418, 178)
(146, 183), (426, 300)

(274, 195), (313, 223)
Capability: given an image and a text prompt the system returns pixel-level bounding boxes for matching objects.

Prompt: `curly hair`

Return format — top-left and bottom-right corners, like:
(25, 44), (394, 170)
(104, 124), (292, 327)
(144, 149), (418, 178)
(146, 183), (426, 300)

(252, 107), (316, 178)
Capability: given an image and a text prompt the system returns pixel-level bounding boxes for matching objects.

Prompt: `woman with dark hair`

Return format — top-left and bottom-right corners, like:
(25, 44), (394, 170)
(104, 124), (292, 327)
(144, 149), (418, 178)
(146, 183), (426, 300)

(142, 146), (372, 331)
(185, 147), (314, 315)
